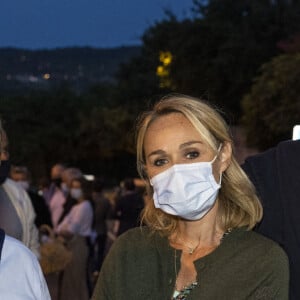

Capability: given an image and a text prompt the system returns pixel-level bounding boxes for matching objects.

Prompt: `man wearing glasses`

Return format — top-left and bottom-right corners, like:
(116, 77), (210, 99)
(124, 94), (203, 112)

(0, 120), (51, 299)
(0, 121), (39, 256)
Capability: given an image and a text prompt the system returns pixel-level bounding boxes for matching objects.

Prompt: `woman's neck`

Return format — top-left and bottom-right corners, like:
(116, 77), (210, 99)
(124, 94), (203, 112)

(172, 201), (224, 248)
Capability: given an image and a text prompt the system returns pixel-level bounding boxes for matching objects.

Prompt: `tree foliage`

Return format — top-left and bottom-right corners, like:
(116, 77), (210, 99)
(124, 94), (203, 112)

(1, 88), (82, 177)
(2, 0), (300, 182)
(0, 84), (138, 183)
(241, 52), (300, 150)
(116, 0), (300, 140)
(169, 0), (300, 116)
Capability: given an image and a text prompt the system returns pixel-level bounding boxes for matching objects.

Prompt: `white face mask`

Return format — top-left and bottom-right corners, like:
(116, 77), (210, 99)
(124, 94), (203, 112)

(70, 188), (83, 200)
(17, 180), (30, 191)
(150, 153), (221, 221)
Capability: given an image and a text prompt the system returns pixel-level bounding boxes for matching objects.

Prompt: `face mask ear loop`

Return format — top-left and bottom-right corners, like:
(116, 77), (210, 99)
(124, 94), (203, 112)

(218, 172), (223, 185)
(211, 143), (223, 164)
(217, 143), (223, 153)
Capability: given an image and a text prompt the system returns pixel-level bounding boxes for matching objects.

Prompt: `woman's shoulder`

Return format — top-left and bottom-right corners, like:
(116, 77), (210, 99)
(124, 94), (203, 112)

(117, 226), (153, 242)
(112, 226), (161, 252)
(229, 227), (288, 261)
(235, 227), (280, 244)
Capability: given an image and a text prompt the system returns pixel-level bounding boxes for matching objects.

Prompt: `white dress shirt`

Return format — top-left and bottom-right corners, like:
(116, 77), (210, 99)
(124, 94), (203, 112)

(0, 235), (51, 300)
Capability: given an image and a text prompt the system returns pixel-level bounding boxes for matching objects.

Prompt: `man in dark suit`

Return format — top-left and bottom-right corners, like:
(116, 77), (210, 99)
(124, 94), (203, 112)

(242, 140), (300, 300)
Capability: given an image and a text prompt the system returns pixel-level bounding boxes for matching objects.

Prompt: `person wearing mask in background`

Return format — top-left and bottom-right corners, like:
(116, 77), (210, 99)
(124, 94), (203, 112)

(0, 120), (39, 257)
(92, 94), (289, 300)
(242, 139), (300, 300)
(10, 165), (52, 228)
(44, 163), (66, 205)
(113, 177), (144, 236)
(0, 228), (51, 299)
(50, 167), (82, 230)
(57, 176), (93, 300)
(56, 167), (83, 226)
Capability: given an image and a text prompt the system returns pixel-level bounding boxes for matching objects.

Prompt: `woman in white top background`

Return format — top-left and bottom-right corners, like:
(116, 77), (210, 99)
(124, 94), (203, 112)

(57, 176), (94, 300)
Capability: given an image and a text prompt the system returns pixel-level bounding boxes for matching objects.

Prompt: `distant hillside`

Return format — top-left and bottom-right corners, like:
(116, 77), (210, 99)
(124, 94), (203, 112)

(0, 46), (141, 93)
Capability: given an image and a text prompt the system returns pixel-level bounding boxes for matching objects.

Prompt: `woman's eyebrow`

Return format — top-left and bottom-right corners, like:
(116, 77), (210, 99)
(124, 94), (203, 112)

(147, 149), (165, 159)
(147, 141), (203, 159)
(179, 141), (203, 149)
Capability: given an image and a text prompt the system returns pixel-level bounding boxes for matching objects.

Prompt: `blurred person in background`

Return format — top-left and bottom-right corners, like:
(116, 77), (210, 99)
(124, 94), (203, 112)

(242, 139), (300, 300)
(56, 167), (83, 226)
(0, 119), (39, 257)
(50, 167), (82, 230)
(10, 165), (52, 228)
(91, 178), (112, 273)
(44, 163), (66, 205)
(57, 176), (94, 300)
(113, 177), (144, 236)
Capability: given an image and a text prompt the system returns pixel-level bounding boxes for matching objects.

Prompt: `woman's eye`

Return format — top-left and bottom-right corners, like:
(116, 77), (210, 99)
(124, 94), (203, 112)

(153, 158), (167, 166)
(186, 151), (199, 159)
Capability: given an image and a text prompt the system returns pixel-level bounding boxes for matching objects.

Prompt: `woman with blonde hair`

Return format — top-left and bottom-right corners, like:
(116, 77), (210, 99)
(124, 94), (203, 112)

(92, 94), (288, 299)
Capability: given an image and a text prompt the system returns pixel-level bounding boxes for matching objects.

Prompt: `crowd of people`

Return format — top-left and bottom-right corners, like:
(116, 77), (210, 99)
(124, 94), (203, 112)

(0, 93), (299, 299)
(0, 119), (146, 299)
(36, 166), (145, 299)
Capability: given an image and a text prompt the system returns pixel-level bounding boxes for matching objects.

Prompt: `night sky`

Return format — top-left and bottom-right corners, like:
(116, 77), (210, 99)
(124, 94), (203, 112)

(0, 0), (194, 49)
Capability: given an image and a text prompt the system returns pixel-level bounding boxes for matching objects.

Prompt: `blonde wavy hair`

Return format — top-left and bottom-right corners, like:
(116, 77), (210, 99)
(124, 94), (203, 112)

(136, 94), (262, 236)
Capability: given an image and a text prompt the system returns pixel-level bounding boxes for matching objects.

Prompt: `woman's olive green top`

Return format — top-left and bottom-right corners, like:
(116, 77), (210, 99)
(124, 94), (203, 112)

(92, 226), (289, 300)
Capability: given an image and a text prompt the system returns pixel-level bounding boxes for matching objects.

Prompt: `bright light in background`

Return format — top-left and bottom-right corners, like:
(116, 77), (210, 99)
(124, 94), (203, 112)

(292, 125), (300, 140)
(159, 51), (172, 65)
(156, 51), (173, 88)
(84, 174), (95, 181)
(43, 73), (50, 80)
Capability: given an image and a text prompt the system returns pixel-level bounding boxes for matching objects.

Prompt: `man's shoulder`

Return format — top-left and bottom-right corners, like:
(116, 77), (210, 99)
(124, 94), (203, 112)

(243, 139), (300, 166)
(2, 234), (38, 262)
(0, 234), (51, 299)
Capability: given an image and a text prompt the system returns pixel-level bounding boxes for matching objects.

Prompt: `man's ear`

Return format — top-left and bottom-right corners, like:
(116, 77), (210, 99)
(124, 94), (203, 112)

(220, 141), (232, 172)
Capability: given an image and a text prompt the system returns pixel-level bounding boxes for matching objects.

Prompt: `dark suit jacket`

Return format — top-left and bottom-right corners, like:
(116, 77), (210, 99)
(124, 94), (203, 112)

(242, 140), (300, 300)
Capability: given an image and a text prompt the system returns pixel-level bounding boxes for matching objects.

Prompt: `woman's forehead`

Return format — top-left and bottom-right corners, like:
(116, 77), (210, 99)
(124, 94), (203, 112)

(147, 113), (193, 131)
(144, 113), (206, 150)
